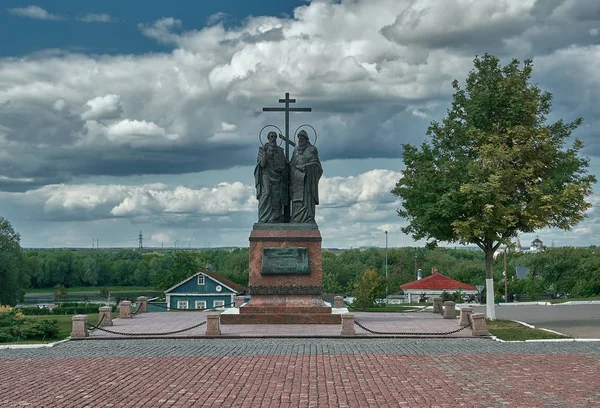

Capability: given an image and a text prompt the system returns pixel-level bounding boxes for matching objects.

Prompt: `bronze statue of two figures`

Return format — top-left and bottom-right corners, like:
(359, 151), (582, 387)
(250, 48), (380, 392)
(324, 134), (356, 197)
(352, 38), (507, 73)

(254, 130), (322, 224)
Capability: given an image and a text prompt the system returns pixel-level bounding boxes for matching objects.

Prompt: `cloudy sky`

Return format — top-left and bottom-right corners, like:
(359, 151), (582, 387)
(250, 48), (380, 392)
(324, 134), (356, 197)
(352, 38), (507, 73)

(0, 0), (598, 249)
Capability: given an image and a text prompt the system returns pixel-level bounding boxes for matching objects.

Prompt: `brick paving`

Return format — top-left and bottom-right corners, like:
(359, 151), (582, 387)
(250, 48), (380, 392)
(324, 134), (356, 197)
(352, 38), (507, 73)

(0, 339), (598, 407)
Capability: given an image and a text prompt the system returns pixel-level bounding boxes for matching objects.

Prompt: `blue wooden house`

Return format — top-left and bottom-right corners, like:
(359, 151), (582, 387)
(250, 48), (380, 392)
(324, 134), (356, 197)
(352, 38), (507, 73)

(163, 270), (248, 310)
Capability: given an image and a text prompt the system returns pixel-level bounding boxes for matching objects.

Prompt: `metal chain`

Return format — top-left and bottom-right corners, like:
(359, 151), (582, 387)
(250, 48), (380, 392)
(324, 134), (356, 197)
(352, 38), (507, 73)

(148, 302), (234, 311)
(91, 320), (207, 336)
(343, 302), (429, 313)
(354, 314), (473, 336)
(86, 313), (106, 331)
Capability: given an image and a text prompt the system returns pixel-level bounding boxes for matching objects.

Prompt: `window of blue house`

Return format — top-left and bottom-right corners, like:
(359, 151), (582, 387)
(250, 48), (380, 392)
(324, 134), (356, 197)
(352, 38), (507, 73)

(197, 274), (205, 285)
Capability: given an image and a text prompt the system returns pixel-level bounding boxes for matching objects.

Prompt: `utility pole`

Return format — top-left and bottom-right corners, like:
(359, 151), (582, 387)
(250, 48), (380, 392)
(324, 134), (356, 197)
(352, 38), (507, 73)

(385, 231), (388, 302)
(138, 230), (143, 251)
(504, 246), (508, 303)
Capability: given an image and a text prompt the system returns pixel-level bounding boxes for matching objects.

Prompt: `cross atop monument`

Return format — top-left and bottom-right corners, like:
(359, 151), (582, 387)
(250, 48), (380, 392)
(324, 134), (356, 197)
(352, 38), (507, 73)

(262, 92), (312, 161)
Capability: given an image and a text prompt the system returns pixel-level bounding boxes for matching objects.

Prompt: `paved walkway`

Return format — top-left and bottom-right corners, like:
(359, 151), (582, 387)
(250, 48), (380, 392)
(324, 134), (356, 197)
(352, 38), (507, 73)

(88, 310), (474, 338)
(1, 339), (598, 407)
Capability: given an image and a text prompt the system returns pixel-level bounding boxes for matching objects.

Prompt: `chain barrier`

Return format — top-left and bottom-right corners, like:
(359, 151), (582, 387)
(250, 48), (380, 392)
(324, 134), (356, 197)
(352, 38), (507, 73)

(148, 302), (234, 312)
(354, 313), (473, 336)
(132, 304), (141, 315)
(343, 302), (429, 313)
(91, 320), (207, 337)
(86, 313), (106, 331)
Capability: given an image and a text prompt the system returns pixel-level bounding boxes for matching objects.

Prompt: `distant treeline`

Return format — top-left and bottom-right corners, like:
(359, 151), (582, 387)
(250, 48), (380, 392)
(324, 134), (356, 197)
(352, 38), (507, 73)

(23, 247), (600, 298)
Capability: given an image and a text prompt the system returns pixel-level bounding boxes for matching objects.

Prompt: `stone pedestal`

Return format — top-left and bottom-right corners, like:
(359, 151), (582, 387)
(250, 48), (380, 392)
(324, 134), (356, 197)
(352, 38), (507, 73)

(235, 296), (245, 308)
(221, 224), (340, 324)
(98, 306), (113, 327)
(334, 296), (344, 309)
(341, 314), (355, 336)
(443, 301), (456, 319)
(206, 314), (221, 336)
(471, 313), (489, 336)
(459, 307), (473, 327)
(432, 297), (443, 314)
(71, 315), (89, 339)
(119, 301), (132, 319)
(136, 296), (148, 313)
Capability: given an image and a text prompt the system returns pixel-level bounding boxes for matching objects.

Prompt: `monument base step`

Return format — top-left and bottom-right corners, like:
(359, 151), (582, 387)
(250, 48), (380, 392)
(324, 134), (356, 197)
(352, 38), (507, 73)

(240, 306), (332, 314)
(220, 313), (342, 324)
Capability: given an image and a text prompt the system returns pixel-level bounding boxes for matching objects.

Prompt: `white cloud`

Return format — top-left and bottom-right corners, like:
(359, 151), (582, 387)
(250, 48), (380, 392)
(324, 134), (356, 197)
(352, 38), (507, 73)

(7, 5), (63, 21)
(76, 13), (116, 23)
(138, 17), (182, 45)
(81, 94), (123, 120)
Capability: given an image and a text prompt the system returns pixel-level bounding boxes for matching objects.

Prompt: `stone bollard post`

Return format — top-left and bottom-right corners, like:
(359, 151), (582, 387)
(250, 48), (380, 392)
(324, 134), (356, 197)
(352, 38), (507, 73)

(206, 314), (221, 336)
(471, 313), (489, 336)
(459, 307), (473, 327)
(340, 314), (355, 336)
(235, 296), (245, 308)
(432, 297), (443, 314)
(71, 315), (89, 339)
(98, 306), (113, 327)
(443, 301), (456, 319)
(119, 300), (132, 319)
(334, 296), (344, 309)
(136, 296), (148, 314)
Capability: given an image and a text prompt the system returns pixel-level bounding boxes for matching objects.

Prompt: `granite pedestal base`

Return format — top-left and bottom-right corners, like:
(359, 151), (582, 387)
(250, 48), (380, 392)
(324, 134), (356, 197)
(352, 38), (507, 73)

(221, 224), (340, 325)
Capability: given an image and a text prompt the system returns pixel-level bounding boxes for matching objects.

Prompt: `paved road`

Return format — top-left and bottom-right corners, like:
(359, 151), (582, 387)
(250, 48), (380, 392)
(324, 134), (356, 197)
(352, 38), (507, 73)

(1, 339), (598, 407)
(473, 304), (600, 338)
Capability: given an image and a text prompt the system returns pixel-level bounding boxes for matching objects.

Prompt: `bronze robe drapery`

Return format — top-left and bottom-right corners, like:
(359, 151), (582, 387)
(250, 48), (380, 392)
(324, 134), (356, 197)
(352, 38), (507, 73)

(254, 144), (288, 223)
(290, 144), (322, 223)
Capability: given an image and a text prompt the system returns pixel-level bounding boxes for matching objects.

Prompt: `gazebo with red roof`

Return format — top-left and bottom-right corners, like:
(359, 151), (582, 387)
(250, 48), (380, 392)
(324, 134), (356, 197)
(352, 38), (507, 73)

(399, 271), (478, 303)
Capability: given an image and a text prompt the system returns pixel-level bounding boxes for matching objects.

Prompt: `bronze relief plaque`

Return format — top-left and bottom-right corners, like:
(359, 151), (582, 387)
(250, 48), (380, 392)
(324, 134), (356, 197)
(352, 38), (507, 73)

(261, 247), (309, 275)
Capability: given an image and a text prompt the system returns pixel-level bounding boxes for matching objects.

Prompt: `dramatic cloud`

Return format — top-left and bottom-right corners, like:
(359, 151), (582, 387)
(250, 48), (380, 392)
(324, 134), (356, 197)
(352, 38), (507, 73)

(1, 0), (598, 247)
(7, 5), (63, 21)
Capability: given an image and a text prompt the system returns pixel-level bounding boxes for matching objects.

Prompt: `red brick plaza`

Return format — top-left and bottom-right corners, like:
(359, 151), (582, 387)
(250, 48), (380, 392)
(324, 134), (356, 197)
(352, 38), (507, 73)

(1, 338), (598, 407)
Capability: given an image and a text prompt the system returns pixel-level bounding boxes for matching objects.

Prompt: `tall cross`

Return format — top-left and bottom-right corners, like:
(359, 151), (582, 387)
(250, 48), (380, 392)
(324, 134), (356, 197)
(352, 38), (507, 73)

(262, 92), (312, 161)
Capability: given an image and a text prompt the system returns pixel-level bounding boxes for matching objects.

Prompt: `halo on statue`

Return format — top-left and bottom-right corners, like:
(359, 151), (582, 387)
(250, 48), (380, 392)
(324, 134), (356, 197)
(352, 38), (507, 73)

(293, 124), (318, 146)
(259, 125), (284, 146)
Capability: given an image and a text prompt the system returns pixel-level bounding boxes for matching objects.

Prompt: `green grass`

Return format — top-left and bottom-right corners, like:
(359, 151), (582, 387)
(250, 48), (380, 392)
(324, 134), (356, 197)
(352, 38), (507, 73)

(487, 319), (571, 341)
(25, 286), (155, 294)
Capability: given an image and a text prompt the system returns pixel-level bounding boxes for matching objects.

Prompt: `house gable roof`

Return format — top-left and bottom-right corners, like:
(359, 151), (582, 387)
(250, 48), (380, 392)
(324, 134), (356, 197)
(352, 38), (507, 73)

(400, 272), (477, 291)
(164, 269), (248, 294)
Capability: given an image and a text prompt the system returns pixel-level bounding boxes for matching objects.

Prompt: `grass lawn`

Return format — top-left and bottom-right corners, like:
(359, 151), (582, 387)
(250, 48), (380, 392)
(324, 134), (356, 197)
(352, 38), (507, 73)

(25, 286), (155, 294)
(24, 312), (119, 341)
(487, 319), (571, 341)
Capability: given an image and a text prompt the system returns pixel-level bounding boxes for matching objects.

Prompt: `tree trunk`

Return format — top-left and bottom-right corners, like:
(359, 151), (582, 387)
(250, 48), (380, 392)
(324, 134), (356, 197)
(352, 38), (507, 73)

(484, 246), (496, 320)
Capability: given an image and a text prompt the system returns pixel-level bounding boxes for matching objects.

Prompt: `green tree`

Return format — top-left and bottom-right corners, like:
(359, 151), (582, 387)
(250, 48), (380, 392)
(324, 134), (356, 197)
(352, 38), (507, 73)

(53, 284), (68, 301)
(352, 268), (385, 309)
(392, 54), (596, 319)
(0, 218), (29, 305)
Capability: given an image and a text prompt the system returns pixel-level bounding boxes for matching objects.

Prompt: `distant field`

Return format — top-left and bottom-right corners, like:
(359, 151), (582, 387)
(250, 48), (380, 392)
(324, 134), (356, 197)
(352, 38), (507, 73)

(25, 286), (155, 294)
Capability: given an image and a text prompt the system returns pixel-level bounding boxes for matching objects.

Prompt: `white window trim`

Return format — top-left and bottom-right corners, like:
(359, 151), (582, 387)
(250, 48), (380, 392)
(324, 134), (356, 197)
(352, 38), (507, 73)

(177, 300), (189, 309)
(213, 300), (225, 308)
(195, 300), (207, 310)
(197, 274), (205, 285)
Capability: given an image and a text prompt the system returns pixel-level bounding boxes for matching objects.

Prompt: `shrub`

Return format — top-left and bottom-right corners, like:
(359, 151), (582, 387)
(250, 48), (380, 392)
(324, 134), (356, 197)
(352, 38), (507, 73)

(0, 311), (60, 343)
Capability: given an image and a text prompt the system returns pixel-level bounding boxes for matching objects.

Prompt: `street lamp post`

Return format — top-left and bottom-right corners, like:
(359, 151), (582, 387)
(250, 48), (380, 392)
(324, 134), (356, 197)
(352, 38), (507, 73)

(385, 231), (388, 303)
(476, 285), (484, 304)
